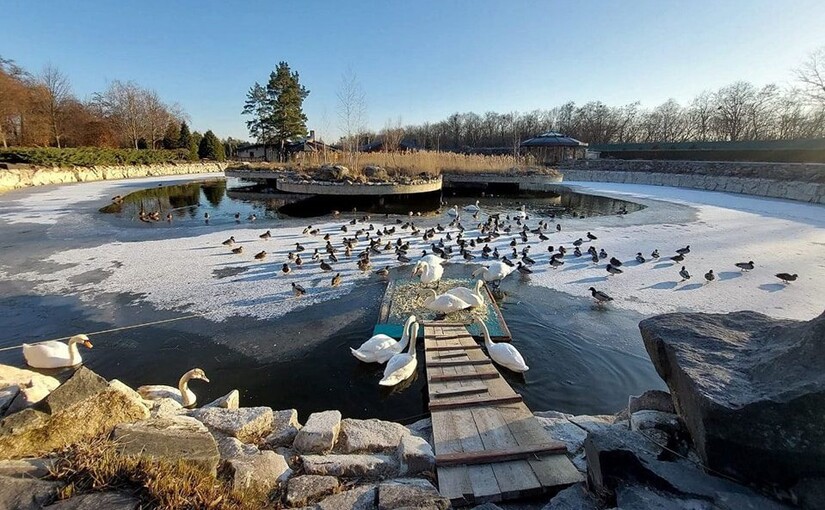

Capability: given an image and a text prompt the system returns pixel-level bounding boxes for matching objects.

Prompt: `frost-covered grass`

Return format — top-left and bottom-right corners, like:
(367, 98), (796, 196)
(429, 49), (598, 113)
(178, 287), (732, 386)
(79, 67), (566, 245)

(1, 177), (823, 323)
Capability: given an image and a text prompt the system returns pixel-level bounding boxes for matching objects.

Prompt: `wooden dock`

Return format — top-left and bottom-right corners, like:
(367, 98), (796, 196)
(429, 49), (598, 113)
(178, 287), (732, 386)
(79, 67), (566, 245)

(422, 321), (583, 506)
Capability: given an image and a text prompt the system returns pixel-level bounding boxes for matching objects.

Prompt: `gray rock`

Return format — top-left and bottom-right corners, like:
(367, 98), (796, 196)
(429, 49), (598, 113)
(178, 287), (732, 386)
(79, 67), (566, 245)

(112, 415), (220, 475)
(317, 485), (376, 510)
(227, 450), (291, 490)
(0, 475), (59, 509)
(584, 427), (791, 508)
(640, 310), (825, 485)
(377, 478), (449, 510)
(293, 410), (341, 454)
(202, 389), (239, 409)
(265, 409), (302, 448)
(0, 386), (20, 416)
(41, 367), (108, 414)
(630, 411), (681, 434)
(45, 492), (140, 509)
(286, 475), (339, 506)
(568, 414), (613, 433)
(615, 484), (712, 510)
(628, 390), (675, 415)
(470, 504), (505, 510)
(404, 418), (432, 445)
(148, 397), (184, 418)
(338, 418), (409, 453)
(0, 365), (59, 416)
(541, 483), (598, 510)
(397, 434), (434, 475)
(214, 432), (258, 460)
(0, 458), (53, 479)
(302, 454), (399, 478)
(536, 416), (588, 455)
(534, 410), (573, 420)
(189, 406), (273, 443)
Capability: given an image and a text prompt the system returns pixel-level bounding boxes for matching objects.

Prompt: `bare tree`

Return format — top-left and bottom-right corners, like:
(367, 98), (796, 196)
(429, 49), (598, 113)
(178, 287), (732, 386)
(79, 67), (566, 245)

(795, 46), (825, 105)
(381, 116), (404, 152)
(336, 68), (367, 170)
(39, 63), (71, 148)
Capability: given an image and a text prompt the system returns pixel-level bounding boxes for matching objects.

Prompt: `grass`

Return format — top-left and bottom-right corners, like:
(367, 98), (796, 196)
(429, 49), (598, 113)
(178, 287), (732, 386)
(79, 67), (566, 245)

(235, 150), (559, 180)
(49, 436), (279, 510)
(0, 147), (193, 167)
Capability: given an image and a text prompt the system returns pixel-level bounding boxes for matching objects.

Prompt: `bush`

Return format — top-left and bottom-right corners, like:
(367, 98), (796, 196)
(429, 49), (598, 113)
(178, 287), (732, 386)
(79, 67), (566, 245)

(0, 147), (192, 167)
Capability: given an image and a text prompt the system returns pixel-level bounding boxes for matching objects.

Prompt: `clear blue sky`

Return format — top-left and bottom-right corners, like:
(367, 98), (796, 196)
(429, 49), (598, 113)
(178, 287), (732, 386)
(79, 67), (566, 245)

(5, 1), (824, 141)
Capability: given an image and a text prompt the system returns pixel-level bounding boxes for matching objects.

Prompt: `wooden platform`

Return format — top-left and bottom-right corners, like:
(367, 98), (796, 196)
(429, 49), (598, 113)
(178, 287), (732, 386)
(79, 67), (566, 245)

(423, 322), (583, 506)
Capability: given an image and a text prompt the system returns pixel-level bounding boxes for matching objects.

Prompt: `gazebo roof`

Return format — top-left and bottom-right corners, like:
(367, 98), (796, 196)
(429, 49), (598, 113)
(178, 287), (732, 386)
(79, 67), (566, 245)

(521, 132), (588, 148)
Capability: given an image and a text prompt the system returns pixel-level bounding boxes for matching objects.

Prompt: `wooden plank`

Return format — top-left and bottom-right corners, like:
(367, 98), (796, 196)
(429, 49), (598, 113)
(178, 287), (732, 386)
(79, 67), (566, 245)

(428, 344), (483, 351)
(429, 371), (500, 383)
(429, 359), (493, 368)
(431, 386), (487, 398)
(377, 279), (394, 324)
(431, 410), (473, 505)
(451, 409), (501, 503)
(429, 394), (523, 411)
(436, 442), (568, 467)
(435, 352), (473, 360)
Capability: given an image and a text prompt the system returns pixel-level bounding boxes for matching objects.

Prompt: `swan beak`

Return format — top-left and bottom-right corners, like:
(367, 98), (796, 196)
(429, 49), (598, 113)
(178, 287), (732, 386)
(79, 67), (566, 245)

(83, 340), (94, 348)
(201, 376), (210, 383)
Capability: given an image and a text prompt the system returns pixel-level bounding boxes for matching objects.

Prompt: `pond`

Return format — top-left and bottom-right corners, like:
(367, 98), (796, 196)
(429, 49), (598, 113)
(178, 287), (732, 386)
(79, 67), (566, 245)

(1, 177), (663, 422)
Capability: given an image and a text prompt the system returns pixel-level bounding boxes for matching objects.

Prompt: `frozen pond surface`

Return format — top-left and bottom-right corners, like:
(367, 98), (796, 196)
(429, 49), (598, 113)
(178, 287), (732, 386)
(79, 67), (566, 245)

(0, 174), (822, 421)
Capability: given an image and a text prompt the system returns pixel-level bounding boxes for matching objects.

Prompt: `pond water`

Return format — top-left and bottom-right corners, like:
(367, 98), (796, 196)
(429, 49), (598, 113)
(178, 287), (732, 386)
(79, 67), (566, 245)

(1, 177), (663, 422)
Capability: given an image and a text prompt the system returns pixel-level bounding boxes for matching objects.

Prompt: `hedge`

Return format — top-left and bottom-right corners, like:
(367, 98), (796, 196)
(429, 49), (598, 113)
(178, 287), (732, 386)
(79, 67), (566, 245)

(0, 147), (193, 167)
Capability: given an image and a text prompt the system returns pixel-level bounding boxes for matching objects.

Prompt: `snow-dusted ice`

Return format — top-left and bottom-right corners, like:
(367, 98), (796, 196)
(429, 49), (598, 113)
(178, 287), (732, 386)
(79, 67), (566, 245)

(1, 176), (823, 323)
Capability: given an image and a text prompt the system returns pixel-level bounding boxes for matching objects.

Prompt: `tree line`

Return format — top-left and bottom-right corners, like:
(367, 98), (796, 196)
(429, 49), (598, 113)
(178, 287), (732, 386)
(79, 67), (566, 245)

(0, 56), (230, 161)
(376, 47), (825, 151)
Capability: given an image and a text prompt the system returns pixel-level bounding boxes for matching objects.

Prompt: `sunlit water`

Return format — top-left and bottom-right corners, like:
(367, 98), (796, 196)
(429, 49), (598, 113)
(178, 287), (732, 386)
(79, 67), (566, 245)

(0, 178), (663, 422)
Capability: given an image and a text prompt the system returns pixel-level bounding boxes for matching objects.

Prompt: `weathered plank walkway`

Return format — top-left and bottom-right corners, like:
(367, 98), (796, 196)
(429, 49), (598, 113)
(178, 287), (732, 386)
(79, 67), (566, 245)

(422, 321), (583, 506)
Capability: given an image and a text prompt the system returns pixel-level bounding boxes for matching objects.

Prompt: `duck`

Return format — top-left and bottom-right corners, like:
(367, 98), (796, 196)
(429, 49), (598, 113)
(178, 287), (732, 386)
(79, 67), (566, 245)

(320, 260), (333, 272)
(587, 232), (597, 240)
(474, 318), (528, 373)
(138, 368), (209, 407)
(676, 245), (691, 255)
(775, 273), (798, 283)
(22, 334), (93, 369)
(609, 257), (622, 267)
(352, 315), (416, 364)
(292, 282), (306, 296)
(421, 289), (471, 314)
(651, 249), (660, 259)
(735, 261), (755, 271)
(606, 264), (623, 276)
(445, 280), (486, 308)
(516, 262), (533, 275)
(464, 200), (481, 213)
(550, 257), (564, 268)
(704, 269), (715, 283)
(254, 250), (266, 260)
(231, 246), (243, 254)
(378, 321), (421, 386)
(332, 273), (342, 287)
(588, 287), (613, 304)
(516, 205), (527, 219)
(259, 230), (272, 240)
(670, 254), (685, 263)
(413, 261), (444, 287)
(472, 262), (514, 285)
(222, 236), (235, 246)
(375, 266), (390, 278)
(679, 266), (691, 281)
(282, 263), (291, 275)
(635, 253), (646, 264)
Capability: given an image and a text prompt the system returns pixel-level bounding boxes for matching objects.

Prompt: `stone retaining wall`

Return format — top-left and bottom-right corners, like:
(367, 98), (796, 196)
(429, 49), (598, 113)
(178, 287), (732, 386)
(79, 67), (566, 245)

(0, 162), (230, 194)
(560, 160), (825, 204)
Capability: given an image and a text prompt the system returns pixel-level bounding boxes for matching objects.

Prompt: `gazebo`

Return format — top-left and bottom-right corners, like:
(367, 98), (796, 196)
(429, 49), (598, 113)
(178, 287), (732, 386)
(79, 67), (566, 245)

(520, 132), (588, 164)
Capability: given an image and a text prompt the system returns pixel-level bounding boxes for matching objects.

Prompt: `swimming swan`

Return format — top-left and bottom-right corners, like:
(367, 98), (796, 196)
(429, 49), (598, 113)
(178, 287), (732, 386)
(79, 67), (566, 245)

(422, 289), (471, 314)
(475, 318), (529, 373)
(516, 205), (527, 219)
(379, 321), (420, 386)
(351, 315), (416, 364)
(22, 334), (93, 369)
(445, 280), (486, 307)
(138, 368), (210, 407)
(464, 200), (480, 212)
(447, 206), (460, 217)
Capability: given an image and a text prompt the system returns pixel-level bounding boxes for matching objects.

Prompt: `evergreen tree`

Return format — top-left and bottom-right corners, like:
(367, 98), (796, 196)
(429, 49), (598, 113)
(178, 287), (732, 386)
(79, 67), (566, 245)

(241, 61), (309, 160)
(189, 131), (202, 161)
(178, 121), (191, 150)
(162, 122), (179, 149)
(198, 130), (226, 161)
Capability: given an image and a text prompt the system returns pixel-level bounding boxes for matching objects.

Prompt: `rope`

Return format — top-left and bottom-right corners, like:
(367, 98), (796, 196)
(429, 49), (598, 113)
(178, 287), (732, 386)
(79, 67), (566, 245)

(0, 312), (209, 352)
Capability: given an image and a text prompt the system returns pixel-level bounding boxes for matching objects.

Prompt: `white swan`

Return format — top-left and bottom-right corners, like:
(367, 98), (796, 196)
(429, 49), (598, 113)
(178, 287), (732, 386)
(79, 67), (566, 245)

(464, 200), (480, 212)
(445, 280), (486, 308)
(421, 289), (471, 314)
(22, 334), (93, 369)
(417, 254), (444, 267)
(138, 368), (210, 407)
(475, 318), (528, 373)
(351, 315), (416, 364)
(516, 205), (527, 219)
(413, 260), (444, 286)
(472, 262), (514, 285)
(447, 206), (460, 218)
(379, 321), (420, 386)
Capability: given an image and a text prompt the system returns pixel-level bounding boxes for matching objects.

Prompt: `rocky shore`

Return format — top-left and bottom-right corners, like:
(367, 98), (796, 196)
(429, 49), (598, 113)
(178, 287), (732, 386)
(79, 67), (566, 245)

(0, 162), (229, 194)
(0, 309), (821, 509)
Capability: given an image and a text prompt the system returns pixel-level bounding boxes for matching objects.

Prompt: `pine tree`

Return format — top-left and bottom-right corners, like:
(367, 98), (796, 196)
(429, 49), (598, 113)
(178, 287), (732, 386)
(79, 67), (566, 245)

(189, 131), (202, 161)
(178, 121), (191, 150)
(198, 130), (226, 161)
(162, 122), (179, 149)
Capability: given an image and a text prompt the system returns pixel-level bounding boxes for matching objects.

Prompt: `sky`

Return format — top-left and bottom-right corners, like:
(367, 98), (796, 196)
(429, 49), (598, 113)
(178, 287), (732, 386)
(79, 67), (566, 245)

(4, 1), (824, 141)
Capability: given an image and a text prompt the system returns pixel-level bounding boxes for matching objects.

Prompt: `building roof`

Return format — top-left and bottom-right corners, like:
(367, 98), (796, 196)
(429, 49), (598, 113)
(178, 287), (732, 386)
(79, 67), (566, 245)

(520, 132), (588, 148)
(589, 138), (825, 152)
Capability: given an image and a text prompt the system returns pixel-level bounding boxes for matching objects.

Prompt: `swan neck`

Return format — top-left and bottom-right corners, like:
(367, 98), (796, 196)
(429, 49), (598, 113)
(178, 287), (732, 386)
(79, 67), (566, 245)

(479, 322), (493, 348)
(409, 324), (419, 356)
(68, 341), (80, 364)
(179, 373), (192, 406)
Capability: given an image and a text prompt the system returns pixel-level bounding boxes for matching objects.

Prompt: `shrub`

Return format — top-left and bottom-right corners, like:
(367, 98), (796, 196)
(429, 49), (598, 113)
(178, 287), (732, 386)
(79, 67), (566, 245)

(0, 147), (191, 167)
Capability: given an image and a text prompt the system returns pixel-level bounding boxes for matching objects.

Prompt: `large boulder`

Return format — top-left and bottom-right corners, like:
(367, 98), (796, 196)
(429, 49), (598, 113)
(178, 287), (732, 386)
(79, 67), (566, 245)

(0, 368), (149, 459)
(293, 410), (341, 454)
(264, 409), (302, 448)
(226, 449), (291, 491)
(189, 406), (273, 443)
(377, 478), (449, 510)
(45, 492), (140, 509)
(640, 310), (825, 486)
(316, 485), (376, 510)
(112, 415), (220, 475)
(301, 453), (399, 478)
(286, 475), (339, 507)
(0, 475), (60, 510)
(397, 434), (434, 475)
(0, 365), (60, 416)
(338, 418), (409, 453)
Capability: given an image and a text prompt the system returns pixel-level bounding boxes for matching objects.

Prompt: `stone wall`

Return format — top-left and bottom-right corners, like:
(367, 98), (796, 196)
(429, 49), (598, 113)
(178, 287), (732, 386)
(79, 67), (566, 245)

(0, 162), (229, 194)
(560, 160), (825, 204)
